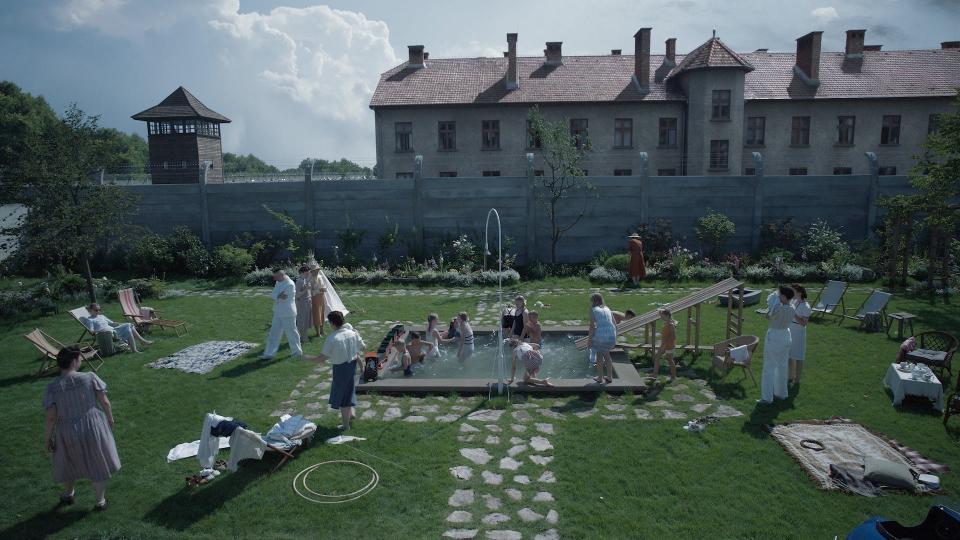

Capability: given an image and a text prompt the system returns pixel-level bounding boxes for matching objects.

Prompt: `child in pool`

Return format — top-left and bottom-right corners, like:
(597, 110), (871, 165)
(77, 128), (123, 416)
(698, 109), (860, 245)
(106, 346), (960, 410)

(507, 338), (553, 387)
(386, 330), (414, 376)
(652, 308), (678, 382)
(406, 331), (434, 366)
(442, 312), (474, 361)
(522, 310), (543, 347)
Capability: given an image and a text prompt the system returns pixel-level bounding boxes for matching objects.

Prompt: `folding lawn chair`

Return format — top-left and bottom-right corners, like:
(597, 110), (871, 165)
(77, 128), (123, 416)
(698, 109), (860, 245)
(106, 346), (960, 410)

(232, 415), (317, 473)
(809, 280), (848, 321)
(840, 289), (892, 330)
(68, 306), (96, 344)
(24, 328), (103, 376)
(117, 288), (188, 336)
(711, 334), (760, 386)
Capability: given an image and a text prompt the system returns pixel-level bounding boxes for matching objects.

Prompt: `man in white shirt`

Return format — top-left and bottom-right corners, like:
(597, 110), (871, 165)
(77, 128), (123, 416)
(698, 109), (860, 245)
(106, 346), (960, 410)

(759, 286), (795, 405)
(260, 268), (302, 359)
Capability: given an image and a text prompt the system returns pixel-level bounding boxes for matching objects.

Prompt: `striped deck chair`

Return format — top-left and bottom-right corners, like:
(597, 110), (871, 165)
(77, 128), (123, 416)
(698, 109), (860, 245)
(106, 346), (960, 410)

(24, 328), (103, 376)
(809, 280), (848, 321)
(68, 306), (96, 344)
(841, 289), (892, 330)
(118, 288), (187, 336)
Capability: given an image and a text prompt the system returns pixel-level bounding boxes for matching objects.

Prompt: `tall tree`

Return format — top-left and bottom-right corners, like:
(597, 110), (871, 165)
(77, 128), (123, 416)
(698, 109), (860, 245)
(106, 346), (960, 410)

(527, 106), (594, 263)
(0, 81), (60, 179)
(6, 104), (138, 301)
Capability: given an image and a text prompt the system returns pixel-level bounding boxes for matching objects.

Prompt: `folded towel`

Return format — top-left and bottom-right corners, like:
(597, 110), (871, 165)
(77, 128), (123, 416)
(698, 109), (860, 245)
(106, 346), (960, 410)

(730, 345), (749, 362)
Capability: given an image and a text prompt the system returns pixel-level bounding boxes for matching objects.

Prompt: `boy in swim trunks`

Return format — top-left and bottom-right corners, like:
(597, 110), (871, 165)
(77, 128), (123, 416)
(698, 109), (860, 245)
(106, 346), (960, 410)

(522, 311), (543, 347)
(406, 331), (434, 366)
(507, 338), (553, 387)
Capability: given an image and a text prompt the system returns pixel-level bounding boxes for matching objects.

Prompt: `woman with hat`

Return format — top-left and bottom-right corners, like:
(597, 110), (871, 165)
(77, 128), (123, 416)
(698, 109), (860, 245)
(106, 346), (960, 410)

(294, 264), (313, 343)
(627, 233), (646, 286)
(307, 260), (327, 337)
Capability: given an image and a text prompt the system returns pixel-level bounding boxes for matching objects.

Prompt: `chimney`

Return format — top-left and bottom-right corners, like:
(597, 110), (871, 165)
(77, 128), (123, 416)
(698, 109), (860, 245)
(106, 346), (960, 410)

(633, 27), (651, 93)
(506, 33), (518, 90)
(408, 45), (425, 68)
(794, 31), (822, 86)
(423, 52), (430, 60)
(863, 45), (882, 52)
(611, 49), (622, 55)
(942, 41), (960, 49)
(664, 38), (676, 66)
(845, 29), (865, 58)
(544, 42), (562, 65)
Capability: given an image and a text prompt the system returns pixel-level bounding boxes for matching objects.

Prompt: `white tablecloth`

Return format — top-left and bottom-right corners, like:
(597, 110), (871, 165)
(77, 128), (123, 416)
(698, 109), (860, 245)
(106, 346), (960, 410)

(883, 363), (944, 411)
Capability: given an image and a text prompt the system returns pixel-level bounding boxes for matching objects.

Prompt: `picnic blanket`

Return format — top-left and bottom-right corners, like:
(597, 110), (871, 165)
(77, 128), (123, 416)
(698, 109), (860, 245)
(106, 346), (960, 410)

(147, 341), (257, 374)
(769, 417), (948, 495)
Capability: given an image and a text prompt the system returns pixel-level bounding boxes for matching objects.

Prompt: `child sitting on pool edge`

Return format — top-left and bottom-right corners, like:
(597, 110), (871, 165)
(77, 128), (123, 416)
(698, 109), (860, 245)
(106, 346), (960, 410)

(507, 338), (553, 387)
(386, 330), (414, 376)
(522, 310), (543, 347)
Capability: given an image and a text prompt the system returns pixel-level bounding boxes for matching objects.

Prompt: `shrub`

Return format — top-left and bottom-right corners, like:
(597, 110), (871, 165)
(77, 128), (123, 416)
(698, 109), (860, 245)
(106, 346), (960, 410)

(760, 217), (805, 255)
(335, 220), (366, 268)
(802, 220), (848, 263)
(629, 219), (675, 257)
(231, 232), (287, 268)
(244, 268), (274, 286)
(51, 272), (87, 298)
(126, 277), (166, 299)
(474, 269), (521, 285)
(604, 254), (630, 272)
(687, 264), (732, 282)
(589, 266), (627, 283)
(743, 265), (773, 282)
(211, 245), (255, 278)
(449, 234), (478, 272)
(758, 248), (795, 266)
(695, 209), (736, 257)
(127, 234), (173, 276)
(780, 263), (823, 282)
(525, 261), (551, 280)
(353, 269), (390, 284)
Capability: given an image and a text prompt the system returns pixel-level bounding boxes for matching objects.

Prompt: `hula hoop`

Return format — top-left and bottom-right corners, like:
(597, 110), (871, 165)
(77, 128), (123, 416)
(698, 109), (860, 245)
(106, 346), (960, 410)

(292, 460), (379, 504)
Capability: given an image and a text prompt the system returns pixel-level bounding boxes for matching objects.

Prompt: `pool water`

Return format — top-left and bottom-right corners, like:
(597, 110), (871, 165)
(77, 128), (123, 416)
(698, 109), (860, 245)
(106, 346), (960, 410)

(379, 333), (597, 380)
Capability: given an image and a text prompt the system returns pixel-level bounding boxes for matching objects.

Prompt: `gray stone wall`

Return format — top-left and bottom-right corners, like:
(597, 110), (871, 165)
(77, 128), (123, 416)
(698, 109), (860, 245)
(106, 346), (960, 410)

(121, 166), (913, 264)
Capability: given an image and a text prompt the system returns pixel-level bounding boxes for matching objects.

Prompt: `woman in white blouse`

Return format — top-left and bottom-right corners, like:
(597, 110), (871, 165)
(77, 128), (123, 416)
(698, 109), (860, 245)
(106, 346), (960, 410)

(310, 311), (365, 431)
(789, 284), (812, 385)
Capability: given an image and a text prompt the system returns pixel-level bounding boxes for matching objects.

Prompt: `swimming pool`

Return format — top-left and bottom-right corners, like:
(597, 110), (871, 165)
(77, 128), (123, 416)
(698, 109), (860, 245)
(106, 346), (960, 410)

(379, 332), (597, 380)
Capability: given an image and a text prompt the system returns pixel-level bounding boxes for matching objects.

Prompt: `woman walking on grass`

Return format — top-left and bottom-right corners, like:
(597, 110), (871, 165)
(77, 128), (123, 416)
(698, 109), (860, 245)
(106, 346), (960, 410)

(43, 346), (121, 511)
(587, 293), (616, 384)
(310, 311), (365, 431)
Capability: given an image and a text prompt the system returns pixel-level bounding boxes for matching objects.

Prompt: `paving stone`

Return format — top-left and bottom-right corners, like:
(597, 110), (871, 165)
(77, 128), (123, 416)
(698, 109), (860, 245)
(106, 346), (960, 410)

(450, 405), (471, 412)
(602, 414), (627, 420)
(500, 457), (522, 470)
(532, 491), (554, 502)
(383, 408), (402, 421)
(538, 471), (556, 483)
(605, 404), (626, 411)
(512, 403), (539, 409)
(460, 423), (480, 433)
(518, 508), (544, 522)
(714, 404), (744, 418)
(485, 425), (502, 433)
(314, 381), (331, 390)
(534, 423), (554, 435)
(648, 400), (671, 407)
(546, 509), (559, 525)
(482, 470), (503, 485)
(290, 389), (301, 398)
(485, 435), (501, 445)
(691, 379), (709, 387)
(513, 475), (531, 484)
(691, 403), (712, 413)
(572, 407), (597, 418)
(672, 393), (695, 402)
(483, 494), (502, 510)
(538, 408), (564, 419)
(403, 415), (428, 423)
(361, 409), (378, 419)
(511, 424), (528, 433)
(662, 409), (687, 419)
(468, 409), (505, 422)
(485, 531), (521, 540)
(305, 402), (324, 410)
(510, 437), (525, 445)
(481, 513), (511, 526)
(634, 408), (652, 419)
(461, 448), (493, 465)
(450, 466), (473, 480)
(458, 435), (476, 443)
(504, 488), (523, 501)
(700, 389), (718, 400)
(529, 455), (553, 466)
(355, 400), (372, 409)
(507, 444), (528, 457)
(535, 529), (559, 540)
(530, 436), (553, 452)
(512, 410), (533, 422)
(447, 511), (473, 523)
(411, 404), (439, 414)
(443, 529), (479, 539)
(437, 414), (460, 423)
(448, 489), (475, 507)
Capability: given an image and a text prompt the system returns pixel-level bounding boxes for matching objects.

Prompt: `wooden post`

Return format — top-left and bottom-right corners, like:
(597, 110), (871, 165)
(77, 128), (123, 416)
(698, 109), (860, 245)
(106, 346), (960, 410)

(694, 303), (702, 353)
(198, 160), (211, 248)
(685, 306), (693, 352)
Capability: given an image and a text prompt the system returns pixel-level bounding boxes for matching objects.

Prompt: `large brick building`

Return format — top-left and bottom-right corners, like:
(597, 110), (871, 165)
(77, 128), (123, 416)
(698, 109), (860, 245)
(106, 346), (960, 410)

(370, 29), (960, 179)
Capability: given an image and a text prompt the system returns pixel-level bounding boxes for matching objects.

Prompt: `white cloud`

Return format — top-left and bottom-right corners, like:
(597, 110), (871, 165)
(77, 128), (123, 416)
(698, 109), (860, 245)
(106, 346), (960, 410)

(55, 0), (126, 29)
(811, 6), (840, 24)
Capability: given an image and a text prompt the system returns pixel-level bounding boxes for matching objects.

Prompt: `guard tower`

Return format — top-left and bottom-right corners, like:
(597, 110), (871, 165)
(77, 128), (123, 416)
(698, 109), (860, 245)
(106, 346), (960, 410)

(132, 86), (230, 184)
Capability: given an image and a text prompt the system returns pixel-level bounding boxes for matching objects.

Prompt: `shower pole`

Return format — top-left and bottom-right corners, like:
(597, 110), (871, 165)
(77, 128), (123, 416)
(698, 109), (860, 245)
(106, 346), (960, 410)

(484, 208), (506, 395)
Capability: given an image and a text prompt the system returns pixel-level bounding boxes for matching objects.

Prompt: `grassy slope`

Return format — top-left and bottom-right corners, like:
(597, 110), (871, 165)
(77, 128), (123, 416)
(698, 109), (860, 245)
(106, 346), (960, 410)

(0, 280), (957, 539)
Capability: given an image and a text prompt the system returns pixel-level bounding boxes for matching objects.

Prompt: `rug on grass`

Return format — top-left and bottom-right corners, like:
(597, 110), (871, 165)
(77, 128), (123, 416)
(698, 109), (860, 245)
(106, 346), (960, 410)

(768, 417), (948, 495)
(147, 341), (257, 374)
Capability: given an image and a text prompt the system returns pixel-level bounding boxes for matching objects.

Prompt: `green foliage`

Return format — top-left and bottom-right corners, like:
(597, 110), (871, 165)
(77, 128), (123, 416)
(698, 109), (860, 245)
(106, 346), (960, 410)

(230, 232), (287, 269)
(263, 204), (315, 259)
(695, 209), (736, 257)
(448, 234), (478, 272)
(0, 81), (59, 176)
(802, 219), (848, 263)
(604, 253), (630, 272)
(210, 244), (255, 278)
(298, 157), (374, 177)
(168, 227), (210, 277)
(335, 216), (366, 268)
(589, 266), (627, 283)
(760, 217), (805, 255)
(127, 234), (173, 277)
(222, 152), (279, 174)
(377, 221), (399, 264)
(628, 219), (675, 258)
(126, 277), (166, 299)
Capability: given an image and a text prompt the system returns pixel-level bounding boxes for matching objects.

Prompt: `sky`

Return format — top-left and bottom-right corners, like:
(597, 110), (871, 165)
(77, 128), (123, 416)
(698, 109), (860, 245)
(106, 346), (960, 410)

(1, 0), (958, 169)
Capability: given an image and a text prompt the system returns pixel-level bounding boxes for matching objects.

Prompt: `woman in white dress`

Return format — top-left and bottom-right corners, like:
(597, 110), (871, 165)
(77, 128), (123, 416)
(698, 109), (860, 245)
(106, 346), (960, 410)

(789, 284), (811, 385)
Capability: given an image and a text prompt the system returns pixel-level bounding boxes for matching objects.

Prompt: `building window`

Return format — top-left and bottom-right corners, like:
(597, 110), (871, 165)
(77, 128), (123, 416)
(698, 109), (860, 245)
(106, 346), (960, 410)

(526, 120), (542, 149)
(570, 118), (589, 148)
(439, 171), (458, 177)
(709, 140), (729, 170)
(880, 115), (901, 145)
(395, 172), (414, 179)
(395, 122), (412, 152)
(928, 114), (940, 134)
(789, 167), (808, 176)
(744, 167), (756, 176)
(657, 168), (676, 176)
(438, 121), (456, 151)
(837, 116), (856, 145)
(613, 118), (633, 148)
(658, 118), (678, 147)
(533, 170), (545, 177)
(745, 117), (765, 146)
(613, 169), (632, 176)
(481, 120), (500, 150)
(833, 167), (852, 175)
(878, 166), (897, 176)
(482, 170), (501, 177)
(791, 116), (810, 146)
(711, 90), (731, 120)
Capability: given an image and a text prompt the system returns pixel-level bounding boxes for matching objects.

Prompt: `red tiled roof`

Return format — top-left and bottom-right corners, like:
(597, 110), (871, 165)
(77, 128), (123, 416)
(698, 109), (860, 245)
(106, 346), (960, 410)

(132, 86), (231, 123)
(670, 37), (754, 76)
(370, 46), (960, 107)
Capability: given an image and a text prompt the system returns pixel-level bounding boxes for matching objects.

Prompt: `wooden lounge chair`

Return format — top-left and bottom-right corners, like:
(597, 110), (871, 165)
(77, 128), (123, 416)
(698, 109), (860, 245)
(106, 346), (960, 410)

(840, 289), (892, 330)
(117, 288), (187, 336)
(712, 334), (760, 386)
(908, 331), (958, 382)
(68, 306), (96, 344)
(809, 280), (848, 321)
(24, 328), (103, 376)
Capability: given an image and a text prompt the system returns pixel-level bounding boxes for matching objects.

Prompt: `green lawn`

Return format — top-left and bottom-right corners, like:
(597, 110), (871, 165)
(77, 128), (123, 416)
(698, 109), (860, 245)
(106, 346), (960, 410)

(1, 279), (958, 539)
